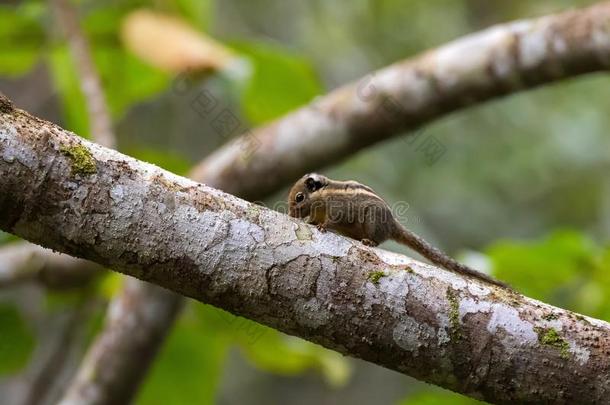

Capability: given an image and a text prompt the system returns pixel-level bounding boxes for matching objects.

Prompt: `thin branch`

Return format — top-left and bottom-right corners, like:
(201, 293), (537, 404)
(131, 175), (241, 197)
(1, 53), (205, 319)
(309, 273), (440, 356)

(23, 295), (99, 405)
(51, 0), (116, 149)
(0, 243), (101, 289)
(1, 103), (609, 403)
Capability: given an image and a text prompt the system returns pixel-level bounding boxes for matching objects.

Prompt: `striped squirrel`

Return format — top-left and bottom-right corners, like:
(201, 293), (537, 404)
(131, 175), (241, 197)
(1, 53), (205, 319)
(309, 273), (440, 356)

(288, 173), (509, 289)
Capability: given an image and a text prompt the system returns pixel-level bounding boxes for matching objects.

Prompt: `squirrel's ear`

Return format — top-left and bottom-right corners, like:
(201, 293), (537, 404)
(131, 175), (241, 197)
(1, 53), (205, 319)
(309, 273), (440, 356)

(305, 176), (324, 191)
(305, 177), (317, 190)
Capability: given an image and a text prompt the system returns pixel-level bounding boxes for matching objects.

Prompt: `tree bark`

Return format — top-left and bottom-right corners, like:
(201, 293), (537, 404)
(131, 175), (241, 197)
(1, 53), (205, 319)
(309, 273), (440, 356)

(1, 99), (609, 404)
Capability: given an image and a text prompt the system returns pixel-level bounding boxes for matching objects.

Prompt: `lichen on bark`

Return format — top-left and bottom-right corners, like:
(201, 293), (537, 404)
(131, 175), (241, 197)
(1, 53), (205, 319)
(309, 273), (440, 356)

(367, 270), (387, 284)
(60, 142), (97, 175)
(535, 327), (570, 359)
(446, 288), (463, 342)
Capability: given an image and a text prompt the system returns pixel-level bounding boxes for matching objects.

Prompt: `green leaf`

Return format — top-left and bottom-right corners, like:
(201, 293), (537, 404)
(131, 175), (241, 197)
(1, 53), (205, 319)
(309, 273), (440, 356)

(92, 47), (170, 119)
(0, 303), (35, 375)
(173, 0), (215, 30)
(241, 332), (351, 387)
(232, 41), (323, 125)
(398, 390), (485, 405)
(83, 3), (132, 38)
(137, 308), (229, 405)
(97, 273), (124, 300)
(0, 232), (19, 246)
(0, 3), (44, 76)
(195, 304), (351, 387)
(195, 304), (268, 345)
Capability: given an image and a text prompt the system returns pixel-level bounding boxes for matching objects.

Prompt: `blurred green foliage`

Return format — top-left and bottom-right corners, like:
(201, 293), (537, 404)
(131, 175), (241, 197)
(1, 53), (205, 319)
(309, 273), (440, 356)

(48, 46), (89, 135)
(0, 231), (18, 245)
(0, 2), (44, 76)
(232, 41), (322, 125)
(399, 389), (483, 405)
(195, 305), (351, 387)
(138, 304), (351, 404)
(138, 308), (229, 405)
(489, 230), (610, 321)
(0, 304), (35, 375)
(125, 147), (193, 176)
(1, 0), (610, 404)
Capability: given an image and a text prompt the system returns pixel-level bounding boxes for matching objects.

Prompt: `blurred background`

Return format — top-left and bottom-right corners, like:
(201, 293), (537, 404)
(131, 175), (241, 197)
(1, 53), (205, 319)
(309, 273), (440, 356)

(1, 0), (609, 404)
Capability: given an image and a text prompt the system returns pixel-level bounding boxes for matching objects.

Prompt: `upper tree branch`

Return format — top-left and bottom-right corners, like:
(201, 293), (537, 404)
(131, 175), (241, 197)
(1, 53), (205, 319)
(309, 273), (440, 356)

(1, 100), (609, 404)
(191, 1), (610, 198)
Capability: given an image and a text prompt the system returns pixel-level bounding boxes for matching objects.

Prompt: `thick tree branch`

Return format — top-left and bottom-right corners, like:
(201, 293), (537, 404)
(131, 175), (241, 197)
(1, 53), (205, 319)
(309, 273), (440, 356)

(1, 101), (609, 404)
(5, 2), (610, 402)
(191, 1), (610, 199)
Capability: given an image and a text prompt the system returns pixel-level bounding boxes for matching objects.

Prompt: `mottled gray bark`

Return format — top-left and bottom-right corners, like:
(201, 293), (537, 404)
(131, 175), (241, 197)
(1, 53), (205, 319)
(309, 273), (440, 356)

(191, 1), (610, 200)
(1, 99), (610, 404)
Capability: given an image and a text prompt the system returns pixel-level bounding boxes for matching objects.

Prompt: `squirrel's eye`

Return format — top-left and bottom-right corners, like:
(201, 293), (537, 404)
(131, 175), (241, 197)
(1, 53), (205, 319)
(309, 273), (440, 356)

(295, 192), (305, 203)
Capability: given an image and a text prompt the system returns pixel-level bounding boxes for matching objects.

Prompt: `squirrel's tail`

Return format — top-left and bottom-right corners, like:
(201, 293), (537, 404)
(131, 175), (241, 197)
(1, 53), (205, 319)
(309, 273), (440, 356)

(391, 222), (510, 289)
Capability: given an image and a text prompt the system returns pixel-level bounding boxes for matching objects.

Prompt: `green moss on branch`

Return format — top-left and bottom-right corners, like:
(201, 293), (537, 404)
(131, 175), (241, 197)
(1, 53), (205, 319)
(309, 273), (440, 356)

(446, 288), (463, 341)
(535, 327), (570, 359)
(367, 271), (386, 285)
(60, 143), (97, 176)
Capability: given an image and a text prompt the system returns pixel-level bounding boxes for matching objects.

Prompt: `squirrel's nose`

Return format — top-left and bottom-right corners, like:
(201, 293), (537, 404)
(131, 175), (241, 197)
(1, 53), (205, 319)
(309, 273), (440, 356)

(288, 206), (301, 218)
